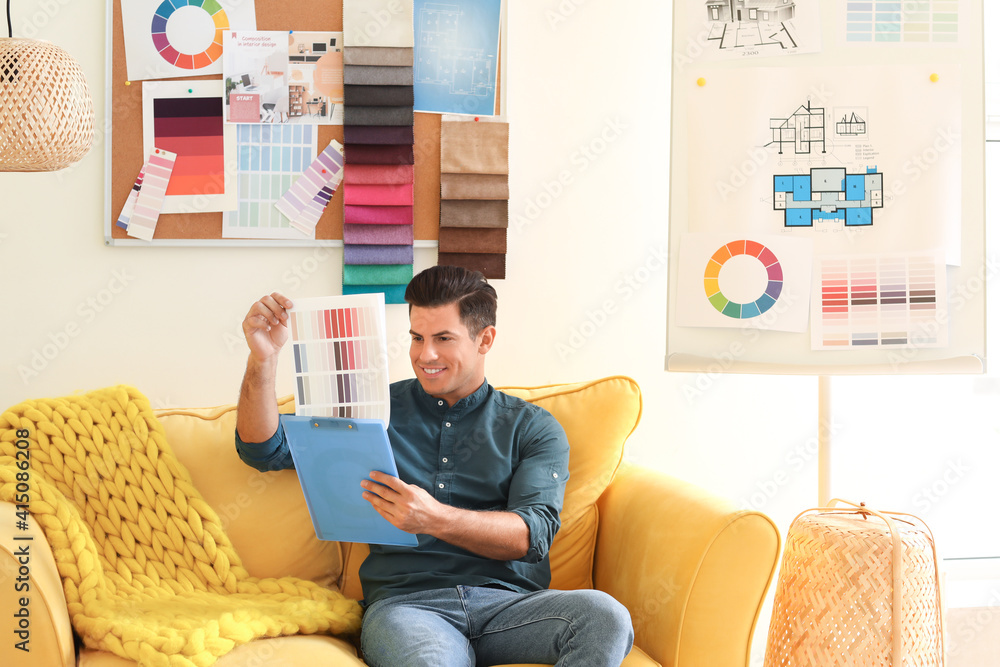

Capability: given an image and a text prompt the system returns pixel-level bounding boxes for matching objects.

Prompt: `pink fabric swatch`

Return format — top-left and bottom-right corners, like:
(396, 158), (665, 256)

(343, 223), (414, 245)
(345, 205), (414, 225)
(344, 183), (414, 206)
(344, 164), (414, 185)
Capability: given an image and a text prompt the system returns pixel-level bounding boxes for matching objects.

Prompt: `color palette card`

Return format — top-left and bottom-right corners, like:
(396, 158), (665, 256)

(125, 148), (177, 241)
(275, 139), (346, 234)
(142, 79), (237, 213)
(811, 252), (948, 350)
(288, 293), (390, 425)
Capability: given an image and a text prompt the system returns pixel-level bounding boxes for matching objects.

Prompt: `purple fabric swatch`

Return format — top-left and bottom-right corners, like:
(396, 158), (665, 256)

(343, 223), (414, 245)
(344, 244), (415, 265)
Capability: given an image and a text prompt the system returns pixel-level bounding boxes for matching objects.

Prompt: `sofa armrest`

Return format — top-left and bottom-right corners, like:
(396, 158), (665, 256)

(0, 501), (76, 667)
(594, 464), (780, 667)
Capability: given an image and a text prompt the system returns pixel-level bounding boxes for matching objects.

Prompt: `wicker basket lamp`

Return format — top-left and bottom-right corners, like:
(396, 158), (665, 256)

(764, 500), (944, 667)
(0, 38), (95, 171)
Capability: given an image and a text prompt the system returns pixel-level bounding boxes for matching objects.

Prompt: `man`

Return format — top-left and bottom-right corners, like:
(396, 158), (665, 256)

(235, 266), (633, 667)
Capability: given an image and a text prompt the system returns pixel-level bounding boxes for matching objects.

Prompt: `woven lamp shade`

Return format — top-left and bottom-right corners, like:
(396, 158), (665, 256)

(764, 502), (943, 667)
(0, 38), (95, 171)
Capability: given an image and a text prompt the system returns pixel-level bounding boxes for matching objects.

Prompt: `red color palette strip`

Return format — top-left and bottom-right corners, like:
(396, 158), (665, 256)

(152, 96), (225, 196)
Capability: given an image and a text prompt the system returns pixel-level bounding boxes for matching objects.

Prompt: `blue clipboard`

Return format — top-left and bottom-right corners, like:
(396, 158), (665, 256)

(283, 416), (419, 547)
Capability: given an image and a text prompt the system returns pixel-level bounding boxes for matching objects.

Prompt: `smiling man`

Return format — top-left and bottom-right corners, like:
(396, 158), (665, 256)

(234, 266), (633, 667)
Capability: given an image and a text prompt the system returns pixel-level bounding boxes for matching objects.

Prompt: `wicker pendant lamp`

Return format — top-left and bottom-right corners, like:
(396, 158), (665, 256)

(0, 3), (95, 171)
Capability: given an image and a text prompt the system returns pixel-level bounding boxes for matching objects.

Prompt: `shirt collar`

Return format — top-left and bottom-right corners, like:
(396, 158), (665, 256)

(415, 377), (491, 417)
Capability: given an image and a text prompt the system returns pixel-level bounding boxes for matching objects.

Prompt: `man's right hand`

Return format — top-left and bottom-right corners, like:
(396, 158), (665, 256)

(242, 292), (293, 362)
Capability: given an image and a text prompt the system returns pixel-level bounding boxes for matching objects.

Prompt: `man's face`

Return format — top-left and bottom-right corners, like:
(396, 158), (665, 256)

(409, 303), (495, 407)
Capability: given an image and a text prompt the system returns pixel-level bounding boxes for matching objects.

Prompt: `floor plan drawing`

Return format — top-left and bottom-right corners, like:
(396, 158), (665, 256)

(773, 166), (883, 227)
(704, 1), (799, 50)
(415, 3), (496, 99)
(767, 101), (826, 154)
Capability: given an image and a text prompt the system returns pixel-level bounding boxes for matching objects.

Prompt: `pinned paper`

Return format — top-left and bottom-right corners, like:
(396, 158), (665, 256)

(126, 148), (177, 241)
(275, 139), (346, 234)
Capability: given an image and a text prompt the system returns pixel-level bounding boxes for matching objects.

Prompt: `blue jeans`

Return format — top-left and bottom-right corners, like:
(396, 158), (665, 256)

(360, 586), (634, 667)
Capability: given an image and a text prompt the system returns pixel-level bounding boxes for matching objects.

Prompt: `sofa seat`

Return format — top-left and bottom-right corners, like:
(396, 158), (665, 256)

(0, 377), (779, 667)
(79, 639), (661, 666)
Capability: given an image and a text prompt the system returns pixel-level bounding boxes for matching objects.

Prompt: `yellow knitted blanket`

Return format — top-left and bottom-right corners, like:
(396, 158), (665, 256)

(0, 385), (362, 666)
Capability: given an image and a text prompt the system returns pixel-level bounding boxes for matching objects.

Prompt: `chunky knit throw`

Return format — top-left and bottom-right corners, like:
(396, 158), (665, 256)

(0, 385), (363, 666)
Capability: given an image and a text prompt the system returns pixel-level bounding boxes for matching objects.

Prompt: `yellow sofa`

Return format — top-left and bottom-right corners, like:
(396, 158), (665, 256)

(0, 376), (780, 667)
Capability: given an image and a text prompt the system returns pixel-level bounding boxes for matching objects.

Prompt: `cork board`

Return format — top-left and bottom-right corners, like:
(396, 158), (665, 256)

(106, 1), (442, 244)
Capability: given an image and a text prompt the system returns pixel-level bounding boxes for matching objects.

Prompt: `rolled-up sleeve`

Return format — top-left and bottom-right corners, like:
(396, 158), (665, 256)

(234, 416), (295, 472)
(506, 412), (570, 563)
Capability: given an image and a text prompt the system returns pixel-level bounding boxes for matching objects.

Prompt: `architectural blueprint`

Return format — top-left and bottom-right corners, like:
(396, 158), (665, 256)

(685, 65), (962, 262)
(683, 0), (822, 62)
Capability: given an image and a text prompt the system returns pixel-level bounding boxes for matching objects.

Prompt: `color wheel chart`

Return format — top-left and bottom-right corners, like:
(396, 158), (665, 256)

(704, 240), (783, 319)
(151, 0), (228, 69)
(812, 253), (947, 349)
(288, 294), (391, 424)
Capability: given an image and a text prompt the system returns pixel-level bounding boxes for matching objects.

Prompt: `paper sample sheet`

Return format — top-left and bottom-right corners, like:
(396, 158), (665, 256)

(223, 124), (320, 240)
(288, 294), (391, 425)
(223, 30), (344, 125)
(839, 0), (967, 45)
(811, 252), (948, 350)
(676, 234), (813, 332)
(142, 80), (237, 214)
(120, 0), (257, 81)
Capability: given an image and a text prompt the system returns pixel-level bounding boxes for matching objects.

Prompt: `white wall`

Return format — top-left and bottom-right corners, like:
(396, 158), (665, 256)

(1, 3), (824, 659)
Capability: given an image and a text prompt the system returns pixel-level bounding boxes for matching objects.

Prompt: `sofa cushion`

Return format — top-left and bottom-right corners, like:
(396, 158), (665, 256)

(155, 395), (343, 588)
(498, 376), (642, 590)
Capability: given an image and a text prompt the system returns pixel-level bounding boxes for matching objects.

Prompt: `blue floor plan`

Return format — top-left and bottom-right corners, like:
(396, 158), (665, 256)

(773, 166), (883, 227)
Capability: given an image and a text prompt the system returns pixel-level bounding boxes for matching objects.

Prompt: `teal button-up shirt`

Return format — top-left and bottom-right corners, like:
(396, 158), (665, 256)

(235, 379), (570, 606)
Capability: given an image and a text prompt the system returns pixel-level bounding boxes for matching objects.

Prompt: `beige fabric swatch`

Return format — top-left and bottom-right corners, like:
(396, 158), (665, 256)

(344, 47), (414, 67)
(440, 121), (509, 175)
(439, 200), (508, 228)
(440, 173), (509, 200)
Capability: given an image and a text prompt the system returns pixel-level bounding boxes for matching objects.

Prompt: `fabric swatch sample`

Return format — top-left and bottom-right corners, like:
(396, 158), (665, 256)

(437, 252), (506, 280)
(344, 105), (415, 126)
(345, 204), (414, 225)
(344, 125), (414, 145)
(441, 121), (509, 175)
(344, 1), (414, 48)
(438, 227), (507, 254)
(344, 223), (414, 245)
(439, 200), (508, 228)
(343, 263), (414, 286)
(344, 244), (414, 265)
(343, 283), (408, 304)
(344, 85), (415, 107)
(344, 183), (414, 206)
(440, 173), (509, 200)
(344, 65), (414, 86)
(345, 143), (415, 165)
(344, 47), (415, 67)
(344, 164), (414, 185)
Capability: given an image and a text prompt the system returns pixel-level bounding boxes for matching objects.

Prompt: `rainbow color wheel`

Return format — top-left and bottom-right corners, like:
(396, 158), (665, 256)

(704, 240), (783, 319)
(151, 0), (228, 70)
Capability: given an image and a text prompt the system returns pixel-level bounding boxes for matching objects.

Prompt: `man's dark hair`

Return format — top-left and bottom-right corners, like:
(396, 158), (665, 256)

(405, 265), (497, 337)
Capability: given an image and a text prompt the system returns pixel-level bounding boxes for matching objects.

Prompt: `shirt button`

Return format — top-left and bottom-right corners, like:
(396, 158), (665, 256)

(442, 457), (448, 463)
(438, 483), (445, 489)
(438, 400), (444, 406)
(445, 422), (452, 428)
(553, 473), (559, 478)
